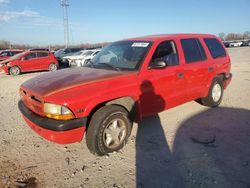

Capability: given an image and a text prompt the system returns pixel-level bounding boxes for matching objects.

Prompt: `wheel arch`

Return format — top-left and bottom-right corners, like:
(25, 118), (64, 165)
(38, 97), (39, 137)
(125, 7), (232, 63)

(85, 96), (140, 130)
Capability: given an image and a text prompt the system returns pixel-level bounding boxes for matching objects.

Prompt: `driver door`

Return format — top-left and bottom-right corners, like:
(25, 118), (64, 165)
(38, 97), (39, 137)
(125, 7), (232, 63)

(20, 52), (38, 71)
(139, 40), (187, 116)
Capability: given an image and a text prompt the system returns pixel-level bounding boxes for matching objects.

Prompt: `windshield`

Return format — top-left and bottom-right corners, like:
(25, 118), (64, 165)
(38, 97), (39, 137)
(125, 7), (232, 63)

(8, 52), (26, 60)
(85, 41), (151, 71)
(74, 50), (85, 55)
(54, 49), (64, 56)
(82, 50), (93, 56)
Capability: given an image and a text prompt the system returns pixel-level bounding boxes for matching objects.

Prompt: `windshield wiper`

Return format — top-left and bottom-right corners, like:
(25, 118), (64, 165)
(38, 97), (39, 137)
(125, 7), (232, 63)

(98, 63), (121, 71)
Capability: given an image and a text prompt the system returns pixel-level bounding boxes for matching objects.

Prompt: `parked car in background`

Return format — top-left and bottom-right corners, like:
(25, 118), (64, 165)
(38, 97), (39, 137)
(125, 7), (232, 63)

(54, 48), (84, 67)
(223, 41), (231, 48)
(0, 51), (58, 75)
(69, 49), (101, 67)
(62, 50), (86, 65)
(18, 33), (232, 155)
(242, 40), (250, 46)
(0, 49), (24, 61)
(229, 41), (243, 47)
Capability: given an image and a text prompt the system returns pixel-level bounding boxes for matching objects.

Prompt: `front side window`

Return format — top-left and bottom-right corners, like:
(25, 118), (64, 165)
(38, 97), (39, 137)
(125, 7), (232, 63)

(151, 40), (179, 66)
(86, 41), (151, 71)
(25, 53), (37, 60)
(181, 38), (207, 63)
(204, 38), (226, 59)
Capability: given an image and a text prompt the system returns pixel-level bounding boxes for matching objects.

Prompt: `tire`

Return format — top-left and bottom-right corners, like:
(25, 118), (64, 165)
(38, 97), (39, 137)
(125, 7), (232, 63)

(49, 63), (58, 72)
(9, 66), (21, 76)
(86, 105), (132, 156)
(200, 77), (224, 107)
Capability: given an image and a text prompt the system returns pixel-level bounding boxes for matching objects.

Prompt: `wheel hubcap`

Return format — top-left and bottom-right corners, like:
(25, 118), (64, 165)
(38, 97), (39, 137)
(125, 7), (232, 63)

(50, 65), (56, 71)
(103, 118), (127, 149)
(212, 83), (222, 102)
(11, 67), (19, 75)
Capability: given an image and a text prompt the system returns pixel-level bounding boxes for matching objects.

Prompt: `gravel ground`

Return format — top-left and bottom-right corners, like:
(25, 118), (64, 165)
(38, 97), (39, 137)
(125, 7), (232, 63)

(0, 47), (250, 188)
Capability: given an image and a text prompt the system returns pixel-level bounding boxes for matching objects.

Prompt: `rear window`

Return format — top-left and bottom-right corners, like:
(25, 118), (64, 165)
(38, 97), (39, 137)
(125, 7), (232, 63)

(181, 38), (207, 63)
(204, 38), (226, 59)
(37, 52), (48, 58)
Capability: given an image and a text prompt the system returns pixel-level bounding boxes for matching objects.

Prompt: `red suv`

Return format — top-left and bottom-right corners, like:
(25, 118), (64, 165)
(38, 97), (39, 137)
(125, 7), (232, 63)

(0, 50), (24, 62)
(18, 34), (232, 155)
(0, 51), (58, 75)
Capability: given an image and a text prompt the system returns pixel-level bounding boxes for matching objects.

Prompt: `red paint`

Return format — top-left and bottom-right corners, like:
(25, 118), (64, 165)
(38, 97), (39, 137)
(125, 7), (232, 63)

(0, 51), (58, 74)
(19, 34), (232, 144)
(23, 116), (86, 144)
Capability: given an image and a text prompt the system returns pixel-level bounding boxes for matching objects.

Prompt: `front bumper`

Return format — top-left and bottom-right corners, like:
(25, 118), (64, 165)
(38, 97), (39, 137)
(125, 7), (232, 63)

(18, 100), (87, 144)
(0, 66), (9, 74)
(224, 73), (232, 89)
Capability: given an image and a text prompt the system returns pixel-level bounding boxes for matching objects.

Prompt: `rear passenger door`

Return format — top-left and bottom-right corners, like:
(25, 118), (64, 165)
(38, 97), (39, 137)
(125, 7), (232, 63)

(203, 38), (229, 78)
(180, 38), (209, 100)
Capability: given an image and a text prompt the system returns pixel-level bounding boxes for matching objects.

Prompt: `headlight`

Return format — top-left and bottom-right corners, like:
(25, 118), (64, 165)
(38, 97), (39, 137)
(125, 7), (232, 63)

(44, 103), (75, 120)
(7, 62), (12, 66)
(0, 63), (7, 67)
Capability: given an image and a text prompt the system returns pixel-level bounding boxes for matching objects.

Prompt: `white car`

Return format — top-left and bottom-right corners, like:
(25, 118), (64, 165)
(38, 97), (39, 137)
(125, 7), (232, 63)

(229, 41), (243, 47)
(62, 50), (86, 63)
(69, 49), (101, 67)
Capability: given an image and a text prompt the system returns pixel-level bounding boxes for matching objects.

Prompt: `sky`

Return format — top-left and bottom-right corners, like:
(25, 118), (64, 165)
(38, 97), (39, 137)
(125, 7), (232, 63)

(0, 0), (249, 46)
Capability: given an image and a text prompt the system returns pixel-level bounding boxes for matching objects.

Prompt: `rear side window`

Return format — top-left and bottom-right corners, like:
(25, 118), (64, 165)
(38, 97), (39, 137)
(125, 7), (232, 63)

(181, 38), (207, 63)
(37, 52), (48, 58)
(204, 38), (226, 59)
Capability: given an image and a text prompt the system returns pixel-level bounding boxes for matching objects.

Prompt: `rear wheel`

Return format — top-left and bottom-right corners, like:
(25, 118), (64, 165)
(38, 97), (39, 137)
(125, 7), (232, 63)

(9, 66), (21, 76)
(86, 105), (132, 156)
(200, 77), (224, 107)
(49, 63), (57, 72)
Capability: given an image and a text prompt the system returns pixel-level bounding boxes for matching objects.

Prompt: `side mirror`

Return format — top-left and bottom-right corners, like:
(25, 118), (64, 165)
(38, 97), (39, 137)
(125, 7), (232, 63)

(21, 57), (25, 61)
(148, 59), (167, 69)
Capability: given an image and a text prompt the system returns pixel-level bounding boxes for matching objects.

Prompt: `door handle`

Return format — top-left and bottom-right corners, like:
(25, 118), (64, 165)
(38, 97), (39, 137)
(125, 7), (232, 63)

(208, 67), (214, 72)
(177, 72), (184, 78)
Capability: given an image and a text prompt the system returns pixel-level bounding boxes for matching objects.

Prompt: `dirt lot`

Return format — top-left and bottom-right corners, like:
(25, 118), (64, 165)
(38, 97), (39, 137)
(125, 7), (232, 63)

(0, 47), (250, 188)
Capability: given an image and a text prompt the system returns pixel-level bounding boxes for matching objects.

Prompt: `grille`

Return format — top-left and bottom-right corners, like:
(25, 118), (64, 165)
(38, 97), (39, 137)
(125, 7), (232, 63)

(20, 88), (44, 116)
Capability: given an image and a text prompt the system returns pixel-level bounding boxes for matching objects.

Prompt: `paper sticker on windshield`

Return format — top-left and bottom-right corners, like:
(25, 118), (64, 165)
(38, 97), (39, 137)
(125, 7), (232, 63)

(131, 42), (149, 47)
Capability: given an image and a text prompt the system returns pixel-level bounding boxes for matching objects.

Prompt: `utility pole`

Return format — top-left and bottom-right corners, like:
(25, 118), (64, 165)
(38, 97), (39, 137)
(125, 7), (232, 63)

(61, 0), (69, 48)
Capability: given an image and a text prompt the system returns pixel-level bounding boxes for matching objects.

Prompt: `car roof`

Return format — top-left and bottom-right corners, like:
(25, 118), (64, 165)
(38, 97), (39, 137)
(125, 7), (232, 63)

(123, 33), (216, 42)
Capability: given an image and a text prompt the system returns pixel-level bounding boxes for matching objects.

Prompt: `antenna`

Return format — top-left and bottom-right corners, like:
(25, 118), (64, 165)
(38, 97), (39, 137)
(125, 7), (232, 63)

(61, 0), (70, 47)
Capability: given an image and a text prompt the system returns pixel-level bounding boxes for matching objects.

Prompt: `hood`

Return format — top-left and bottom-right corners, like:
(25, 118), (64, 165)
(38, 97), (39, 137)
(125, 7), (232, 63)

(22, 67), (134, 97)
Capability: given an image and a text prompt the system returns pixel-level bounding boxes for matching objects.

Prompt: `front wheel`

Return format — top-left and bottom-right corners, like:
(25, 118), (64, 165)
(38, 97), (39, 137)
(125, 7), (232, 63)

(200, 77), (224, 107)
(9, 66), (21, 76)
(48, 63), (58, 72)
(86, 105), (132, 156)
